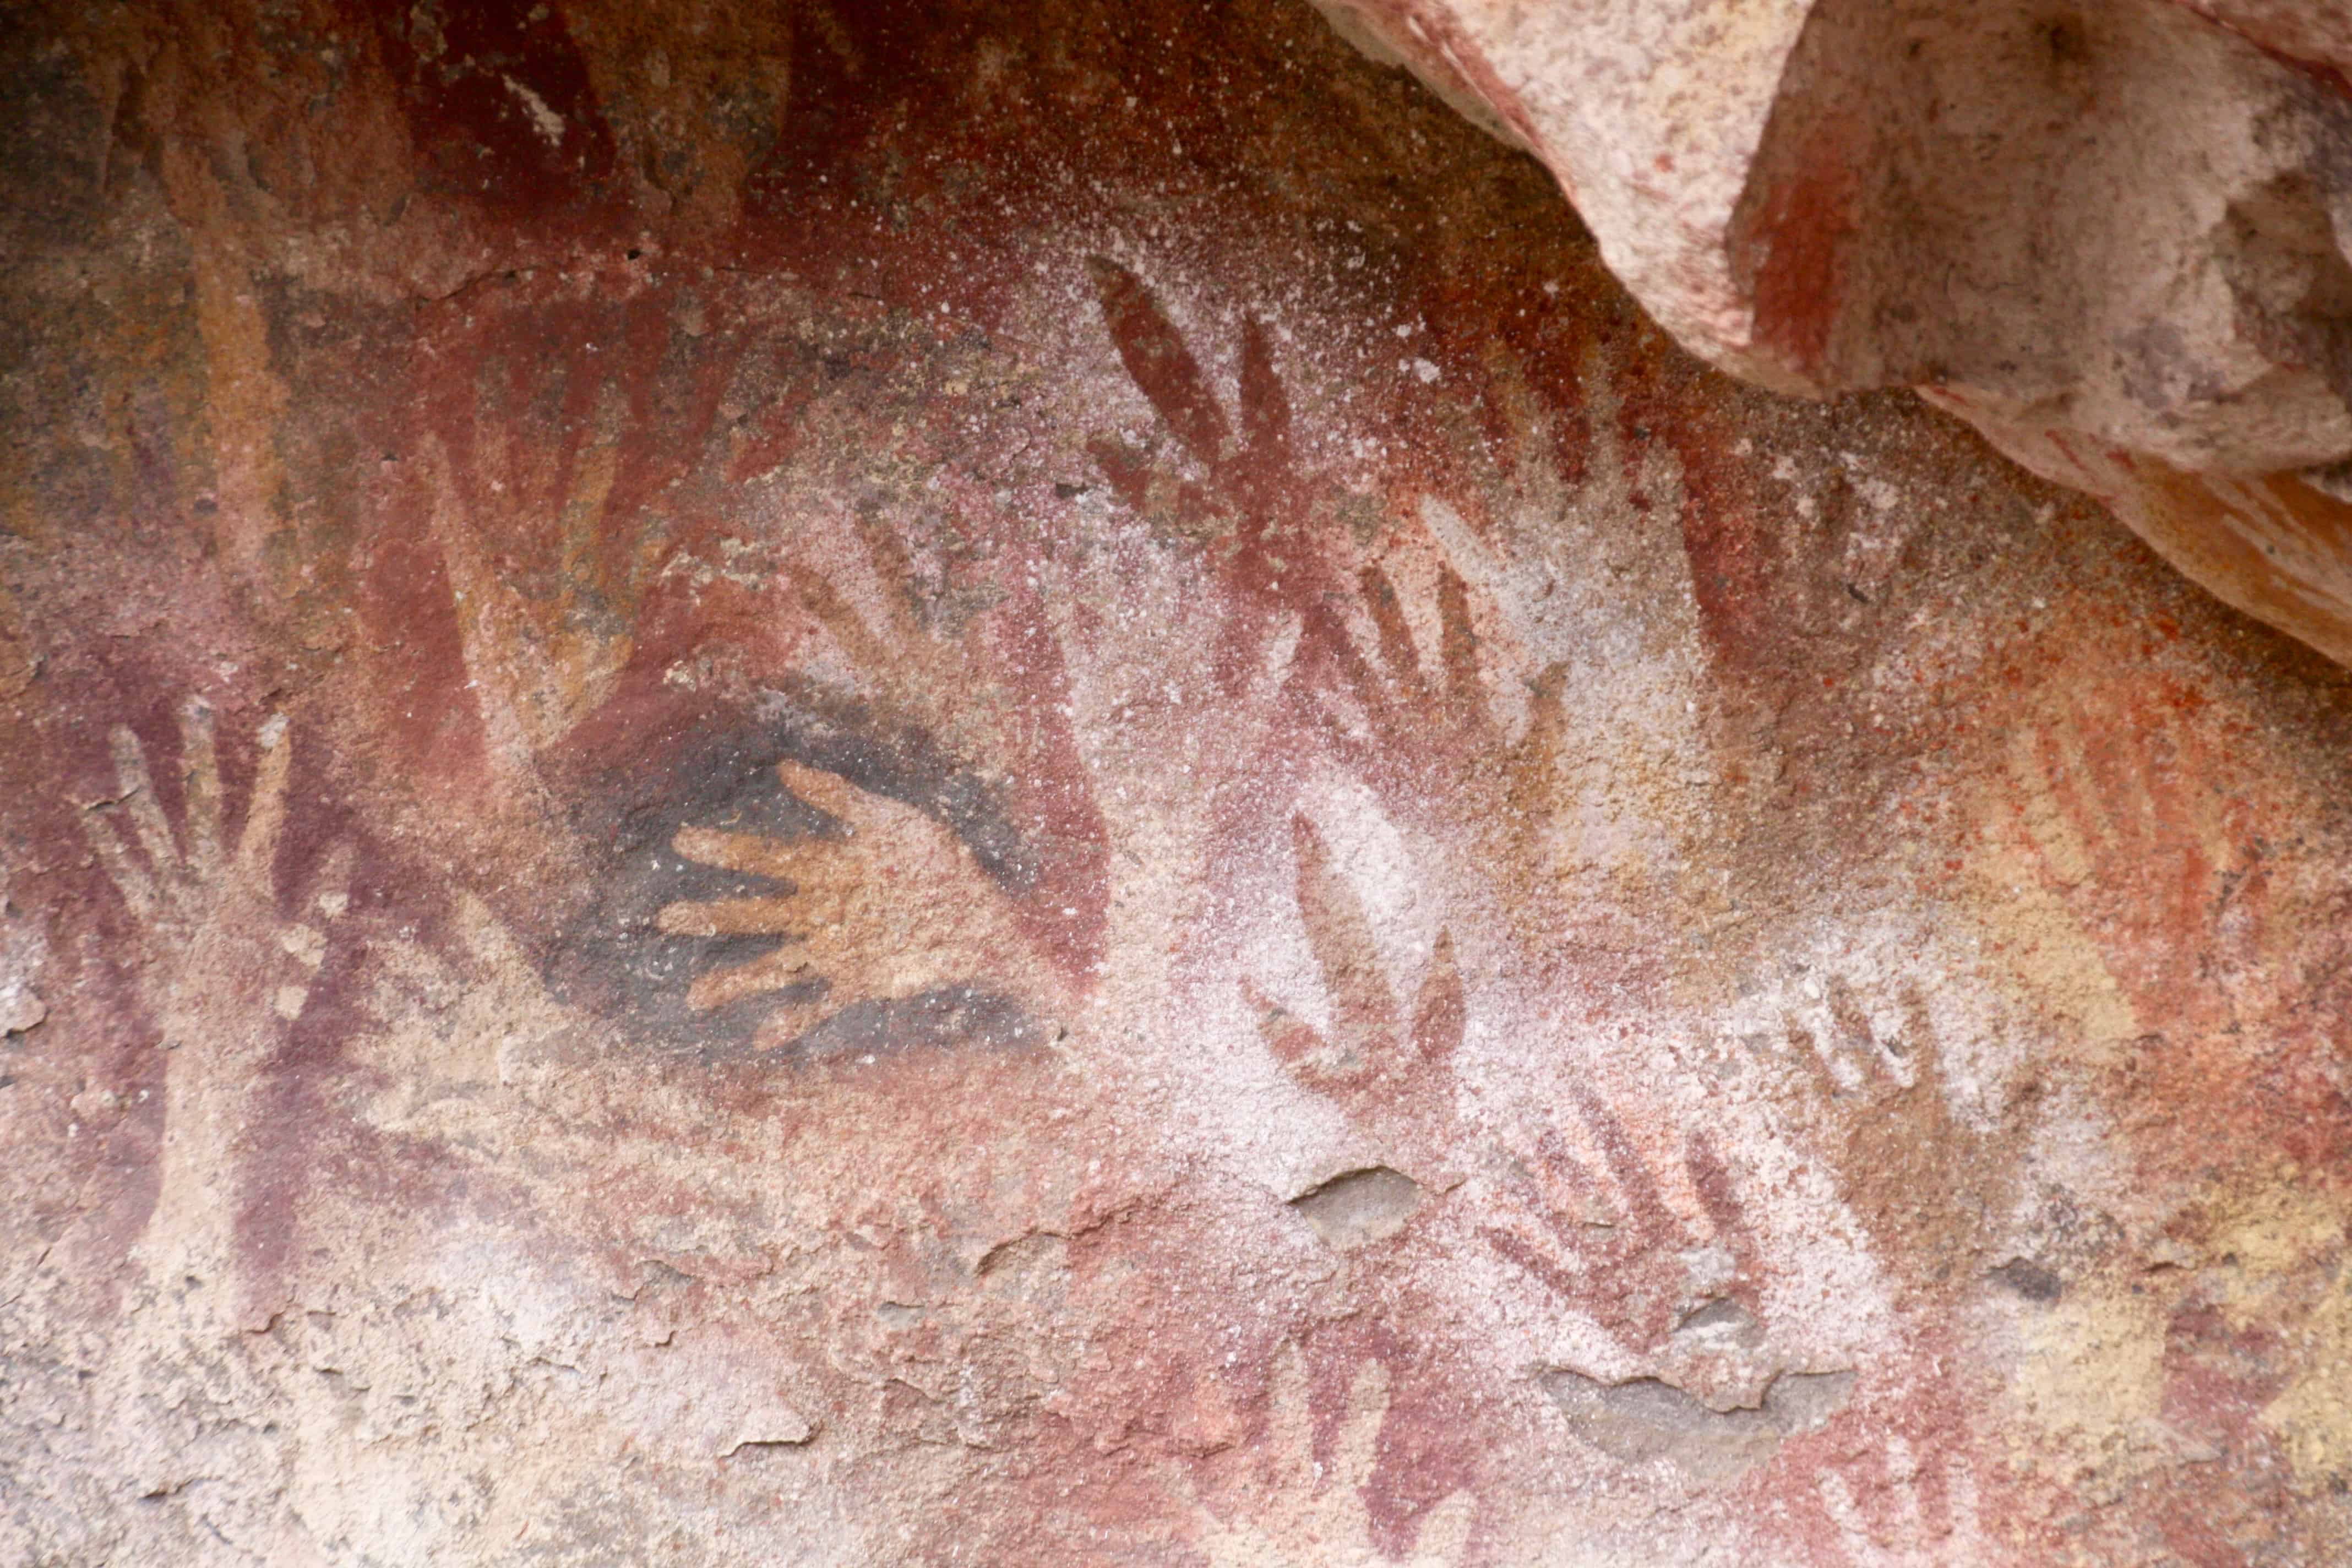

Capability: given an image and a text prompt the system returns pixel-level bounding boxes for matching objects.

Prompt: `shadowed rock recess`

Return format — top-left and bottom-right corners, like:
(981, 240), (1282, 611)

(2, 2), (2349, 1565)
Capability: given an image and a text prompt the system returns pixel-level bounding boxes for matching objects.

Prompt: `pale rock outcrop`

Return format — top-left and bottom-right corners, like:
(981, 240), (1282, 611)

(1313, 0), (2352, 665)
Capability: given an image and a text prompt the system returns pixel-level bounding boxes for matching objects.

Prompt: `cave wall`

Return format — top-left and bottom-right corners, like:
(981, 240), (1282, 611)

(3, 2), (2350, 1564)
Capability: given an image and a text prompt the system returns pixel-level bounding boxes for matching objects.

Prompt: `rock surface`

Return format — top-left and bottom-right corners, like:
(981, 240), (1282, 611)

(4, 2), (2351, 1565)
(1311, 0), (2352, 667)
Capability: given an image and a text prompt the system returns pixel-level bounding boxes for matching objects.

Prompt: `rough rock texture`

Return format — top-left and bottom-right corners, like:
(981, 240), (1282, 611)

(3, 2), (2351, 1564)
(1310, 0), (2352, 668)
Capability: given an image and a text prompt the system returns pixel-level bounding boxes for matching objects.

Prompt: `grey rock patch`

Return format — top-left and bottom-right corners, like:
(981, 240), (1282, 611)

(1289, 1166), (1423, 1250)
(1543, 1367), (1856, 1486)
(723, 1408), (818, 1456)
(1674, 1297), (1766, 1349)
(1989, 1258), (2065, 1303)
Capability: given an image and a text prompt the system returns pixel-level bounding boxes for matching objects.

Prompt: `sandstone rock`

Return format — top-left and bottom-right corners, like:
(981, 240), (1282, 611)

(4, 3), (2350, 1565)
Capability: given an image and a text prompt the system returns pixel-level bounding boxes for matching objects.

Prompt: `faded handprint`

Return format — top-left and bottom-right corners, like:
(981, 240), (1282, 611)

(84, 705), (350, 1324)
(84, 708), (290, 944)
(1995, 674), (2352, 1193)
(2001, 682), (2257, 1031)
(1808, 1431), (1990, 1568)
(1322, 545), (1528, 796)
(1775, 973), (2028, 1292)
(400, 288), (754, 784)
(1184, 1346), (1473, 1568)
(657, 759), (1039, 1044)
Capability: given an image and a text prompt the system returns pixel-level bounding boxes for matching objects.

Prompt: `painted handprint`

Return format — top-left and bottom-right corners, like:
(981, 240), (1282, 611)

(1088, 261), (1687, 984)
(1246, 812), (1463, 1162)
(1490, 1088), (1886, 1497)
(84, 704), (350, 1325)
(1479, 1086), (1763, 1366)
(1087, 255), (1519, 786)
(656, 759), (1037, 1042)
(367, 279), (770, 816)
(542, 402), (1112, 1057)
(768, 467), (1109, 987)
(1183, 1345), (1474, 1568)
